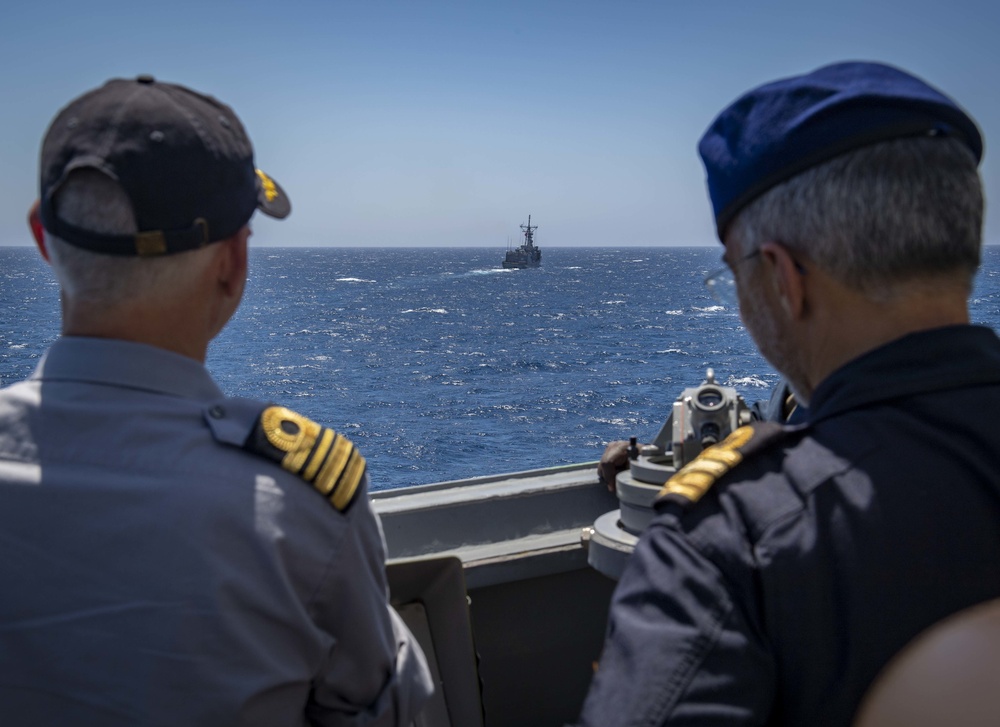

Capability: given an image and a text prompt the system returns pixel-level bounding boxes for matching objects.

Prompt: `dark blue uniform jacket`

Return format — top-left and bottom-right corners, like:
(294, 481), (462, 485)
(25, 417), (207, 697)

(579, 325), (1000, 726)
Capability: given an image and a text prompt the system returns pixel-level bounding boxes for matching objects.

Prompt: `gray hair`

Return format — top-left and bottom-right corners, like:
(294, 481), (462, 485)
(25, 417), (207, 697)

(727, 136), (984, 299)
(46, 169), (215, 306)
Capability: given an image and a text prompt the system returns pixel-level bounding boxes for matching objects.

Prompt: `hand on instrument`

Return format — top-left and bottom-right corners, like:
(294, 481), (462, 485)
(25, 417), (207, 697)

(597, 440), (631, 493)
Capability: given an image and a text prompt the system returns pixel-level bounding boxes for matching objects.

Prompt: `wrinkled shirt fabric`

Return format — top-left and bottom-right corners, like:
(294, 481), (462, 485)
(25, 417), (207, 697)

(0, 337), (432, 726)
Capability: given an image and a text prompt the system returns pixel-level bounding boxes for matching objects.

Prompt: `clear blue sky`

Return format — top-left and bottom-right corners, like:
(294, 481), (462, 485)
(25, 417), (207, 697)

(1, 0), (997, 247)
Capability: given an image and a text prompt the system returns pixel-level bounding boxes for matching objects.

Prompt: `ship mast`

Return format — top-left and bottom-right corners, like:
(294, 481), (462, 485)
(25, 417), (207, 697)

(520, 215), (538, 249)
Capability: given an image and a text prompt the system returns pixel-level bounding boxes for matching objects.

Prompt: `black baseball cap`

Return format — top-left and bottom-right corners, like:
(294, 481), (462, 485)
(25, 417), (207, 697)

(39, 75), (291, 256)
(698, 61), (983, 240)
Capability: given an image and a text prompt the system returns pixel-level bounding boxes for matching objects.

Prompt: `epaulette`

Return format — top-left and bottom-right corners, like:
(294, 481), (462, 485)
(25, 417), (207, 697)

(655, 421), (789, 509)
(249, 406), (366, 512)
(204, 399), (365, 513)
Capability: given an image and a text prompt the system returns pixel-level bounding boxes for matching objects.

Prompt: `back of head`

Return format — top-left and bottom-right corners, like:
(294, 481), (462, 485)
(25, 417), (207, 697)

(728, 135), (983, 299)
(45, 169), (205, 307)
(38, 75), (294, 313)
(853, 599), (1000, 727)
(699, 61), (984, 299)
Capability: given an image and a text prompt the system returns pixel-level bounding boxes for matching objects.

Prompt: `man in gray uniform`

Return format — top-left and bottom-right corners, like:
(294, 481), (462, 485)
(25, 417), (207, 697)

(1, 76), (433, 725)
(577, 62), (1000, 725)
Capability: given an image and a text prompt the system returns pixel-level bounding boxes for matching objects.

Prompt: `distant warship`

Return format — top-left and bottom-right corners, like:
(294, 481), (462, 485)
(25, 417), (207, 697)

(502, 215), (541, 269)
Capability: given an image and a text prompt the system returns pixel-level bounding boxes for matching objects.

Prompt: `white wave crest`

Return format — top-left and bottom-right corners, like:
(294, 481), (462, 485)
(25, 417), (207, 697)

(589, 417), (635, 427)
(726, 375), (770, 388)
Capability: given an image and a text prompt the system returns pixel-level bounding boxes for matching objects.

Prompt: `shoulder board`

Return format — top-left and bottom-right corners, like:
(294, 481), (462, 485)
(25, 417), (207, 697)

(243, 405), (366, 513)
(655, 421), (789, 508)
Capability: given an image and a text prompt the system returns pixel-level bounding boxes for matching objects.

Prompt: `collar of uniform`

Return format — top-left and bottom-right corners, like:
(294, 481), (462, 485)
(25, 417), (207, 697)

(31, 336), (225, 402)
(805, 325), (1000, 425)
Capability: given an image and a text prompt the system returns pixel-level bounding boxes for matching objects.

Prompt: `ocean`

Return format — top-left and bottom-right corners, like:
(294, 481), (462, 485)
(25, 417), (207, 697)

(3, 246), (1000, 490)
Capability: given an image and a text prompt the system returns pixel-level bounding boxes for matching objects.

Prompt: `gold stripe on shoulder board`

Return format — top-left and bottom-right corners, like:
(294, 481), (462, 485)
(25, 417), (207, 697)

(658, 426), (755, 504)
(260, 406), (365, 512)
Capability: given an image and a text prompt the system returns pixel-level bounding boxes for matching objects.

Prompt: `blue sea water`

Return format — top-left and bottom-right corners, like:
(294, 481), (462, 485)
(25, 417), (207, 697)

(3, 246), (1000, 490)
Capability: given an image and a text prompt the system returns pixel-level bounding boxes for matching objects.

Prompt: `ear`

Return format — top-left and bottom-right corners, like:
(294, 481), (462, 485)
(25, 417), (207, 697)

(760, 241), (806, 320)
(215, 226), (249, 298)
(27, 200), (49, 262)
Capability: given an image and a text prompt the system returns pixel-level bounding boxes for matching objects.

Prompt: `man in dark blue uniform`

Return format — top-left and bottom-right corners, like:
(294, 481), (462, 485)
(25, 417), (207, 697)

(577, 61), (1000, 726)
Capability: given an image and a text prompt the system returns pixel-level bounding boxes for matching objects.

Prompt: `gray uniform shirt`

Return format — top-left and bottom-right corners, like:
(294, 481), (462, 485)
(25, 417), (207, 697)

(0, 337), (432, 726)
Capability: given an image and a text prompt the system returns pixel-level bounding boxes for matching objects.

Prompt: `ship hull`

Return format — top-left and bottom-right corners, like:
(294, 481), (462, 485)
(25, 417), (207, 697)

(501, 257), (540, 269)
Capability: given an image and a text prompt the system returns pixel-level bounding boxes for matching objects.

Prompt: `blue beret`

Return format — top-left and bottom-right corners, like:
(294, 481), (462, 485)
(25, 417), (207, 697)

(698, 61), (983, 239)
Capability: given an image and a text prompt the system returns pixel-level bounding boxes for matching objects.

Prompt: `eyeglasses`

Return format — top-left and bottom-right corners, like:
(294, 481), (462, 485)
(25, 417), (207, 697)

(703, 250), (760, 307)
